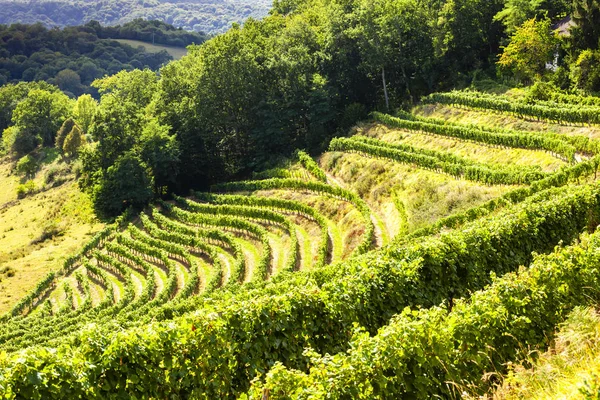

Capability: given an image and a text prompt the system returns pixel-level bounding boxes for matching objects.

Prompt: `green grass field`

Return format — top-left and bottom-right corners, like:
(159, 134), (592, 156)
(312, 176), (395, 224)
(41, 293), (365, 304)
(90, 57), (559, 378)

(113, 39), (189, 60)
(0, 157), (103, 314)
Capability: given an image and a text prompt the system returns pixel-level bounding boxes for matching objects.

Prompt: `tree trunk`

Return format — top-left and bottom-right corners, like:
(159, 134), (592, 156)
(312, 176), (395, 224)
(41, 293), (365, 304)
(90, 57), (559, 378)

(382, 66), (389, 110)
(398, 35), (411, 101)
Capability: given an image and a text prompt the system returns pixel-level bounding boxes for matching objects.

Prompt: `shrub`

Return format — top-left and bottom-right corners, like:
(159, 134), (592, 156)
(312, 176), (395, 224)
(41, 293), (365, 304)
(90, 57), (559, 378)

(16, 180), (36, 199)
(16, 155), (38, 179)
(570, 50), (600, 93)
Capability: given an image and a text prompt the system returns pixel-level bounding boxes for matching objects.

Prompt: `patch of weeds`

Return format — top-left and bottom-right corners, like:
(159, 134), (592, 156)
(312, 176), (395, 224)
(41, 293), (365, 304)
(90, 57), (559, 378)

(30, 221), (66, 245)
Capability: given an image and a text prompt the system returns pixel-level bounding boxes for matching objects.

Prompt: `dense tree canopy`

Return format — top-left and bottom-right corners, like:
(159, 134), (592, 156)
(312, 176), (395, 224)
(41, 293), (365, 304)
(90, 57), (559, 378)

(498, 18), (558, 81)
(571, 0), (600, 49)
(11, 88), (73, 150)
(0, 0), (271, 35)
(0, 22), (179, 97)
(3, 0), (600, 218)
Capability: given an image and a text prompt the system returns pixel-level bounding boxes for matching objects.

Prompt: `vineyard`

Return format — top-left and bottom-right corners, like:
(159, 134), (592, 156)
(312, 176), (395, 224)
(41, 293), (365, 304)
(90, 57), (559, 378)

(2, 90), (600, 399)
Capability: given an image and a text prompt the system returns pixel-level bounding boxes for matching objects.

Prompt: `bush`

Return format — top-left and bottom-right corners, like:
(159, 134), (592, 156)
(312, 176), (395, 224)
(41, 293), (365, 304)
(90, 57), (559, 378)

(1, 126), (18, 153)
(16, 155), (38, 179)
(16, 180), (36, 199)
(525, 81), (558, 103)
(11, 129), (42, 156)
(44, 163), (71, 186)
(31, 221), (65, 244)
(570, 50), (600, 93)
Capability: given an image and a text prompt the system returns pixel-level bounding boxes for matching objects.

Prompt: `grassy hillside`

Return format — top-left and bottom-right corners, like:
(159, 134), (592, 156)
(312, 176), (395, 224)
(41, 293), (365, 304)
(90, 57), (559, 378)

(113, 39), (188, 60)
(494, 307), (600, 400)
(3, 88), (600, 398)
(0, 156), (103, 314)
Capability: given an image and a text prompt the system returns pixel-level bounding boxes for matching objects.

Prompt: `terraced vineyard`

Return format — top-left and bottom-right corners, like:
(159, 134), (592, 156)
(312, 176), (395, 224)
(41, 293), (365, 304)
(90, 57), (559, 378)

(2, 91), (600, 398)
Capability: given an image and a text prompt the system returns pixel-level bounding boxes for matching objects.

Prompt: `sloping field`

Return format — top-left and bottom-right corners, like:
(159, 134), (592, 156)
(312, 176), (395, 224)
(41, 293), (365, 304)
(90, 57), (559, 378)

(2, 91), (600, 398)
(0, 157), (103, 314)
(113, 39), (188, 60)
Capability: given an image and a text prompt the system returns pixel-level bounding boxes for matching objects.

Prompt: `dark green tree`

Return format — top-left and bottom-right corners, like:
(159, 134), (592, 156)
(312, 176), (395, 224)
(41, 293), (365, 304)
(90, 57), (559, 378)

(88, 95), (141, 171)
(91, 153), (153, 218)
(56, 118), (76, 152)
(572, 0), (600, 49)
(137, 118), (180, 196)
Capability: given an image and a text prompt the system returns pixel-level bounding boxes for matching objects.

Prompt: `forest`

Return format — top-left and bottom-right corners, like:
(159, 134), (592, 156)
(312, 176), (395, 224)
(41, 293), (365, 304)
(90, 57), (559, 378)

(0, 19), (206, 97)
(0, 0), (599, 218)
(0, 0), (272, 35)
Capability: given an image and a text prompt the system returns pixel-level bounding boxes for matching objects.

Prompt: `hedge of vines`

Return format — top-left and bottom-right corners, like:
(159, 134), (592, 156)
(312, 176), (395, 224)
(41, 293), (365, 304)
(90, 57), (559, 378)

(0, 184), (598, 398)
(246, 227), (600, 398)
(424, 91), (600, 125)
(329, 136), (547, 185)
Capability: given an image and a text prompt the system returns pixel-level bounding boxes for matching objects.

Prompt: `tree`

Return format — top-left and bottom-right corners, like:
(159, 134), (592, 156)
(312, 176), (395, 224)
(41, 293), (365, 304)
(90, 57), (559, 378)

(572, 0), (600, 49)
(63, 124), (86, 158)
(15, 155), (38, 179)
(494, 0), (543, 34)
(88, 95), (141, 171)
(570, 49), (600, 92)
(55, 69), (82, 95)
(92, 69), (159, 108)
(73, 94), (97, 133)
(349, 0), (435, 109)
(55, 118), (76, 152)
(436, 0), (504, 76)
(0, 81), (59, 135)
(156, 24), (263, 190)
(91, 153), (153, 218)
(11, 89), (73, 147)
(137, 118), (180, 195)
(497, 18), (557, 81)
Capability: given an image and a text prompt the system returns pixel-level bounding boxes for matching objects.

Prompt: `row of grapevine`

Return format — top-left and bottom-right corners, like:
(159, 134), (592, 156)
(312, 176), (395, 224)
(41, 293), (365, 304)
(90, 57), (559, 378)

(195, 192), (331, 268)
(104, 241), (157, 304)
(2, 209), (137, 320)
(163, 202), (273, 282)
(424, 91), (600, 124)
(296, 150), (328, 182)
(149, 208), (247, 284)
(329, 136), (546, 185)
(402, 154), (600, 241)
(374, 111), (580, 161)
(392, 109), (600, 157)
(94, 251), (136, 306)
(247, 227), (600, 398)
(212, 178), (375, 255)
(1, 183), (598, 397)
(175, 196), (299, 273)
(73, 271), (91, 311)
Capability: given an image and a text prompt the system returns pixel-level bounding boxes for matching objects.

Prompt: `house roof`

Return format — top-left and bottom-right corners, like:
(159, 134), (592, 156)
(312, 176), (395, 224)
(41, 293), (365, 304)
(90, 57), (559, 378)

(552, 16), (576, 37)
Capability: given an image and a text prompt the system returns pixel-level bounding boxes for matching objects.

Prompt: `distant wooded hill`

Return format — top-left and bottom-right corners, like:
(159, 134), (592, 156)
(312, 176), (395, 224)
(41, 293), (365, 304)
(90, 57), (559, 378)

(0, 19), (206, 97)
(0, 0), (272, 35)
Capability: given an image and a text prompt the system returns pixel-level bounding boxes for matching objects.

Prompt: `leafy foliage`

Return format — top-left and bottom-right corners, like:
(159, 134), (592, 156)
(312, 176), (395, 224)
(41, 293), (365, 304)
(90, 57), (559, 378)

(0, 1), (271, 35)
(90, 153), (153, 218)
(0, 22), (176, 97)
(498, 18), (558, 81)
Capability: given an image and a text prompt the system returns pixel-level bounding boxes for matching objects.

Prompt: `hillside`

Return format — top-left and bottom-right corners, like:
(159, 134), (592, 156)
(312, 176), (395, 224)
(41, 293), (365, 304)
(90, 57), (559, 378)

(0, 0), (272, 34)
(3, 0), (600, 398)
(2, 89), (600, 397)
(113, 39), (188, 60)
(0, 153), (103, 314)
(0, 22), (178, 97)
